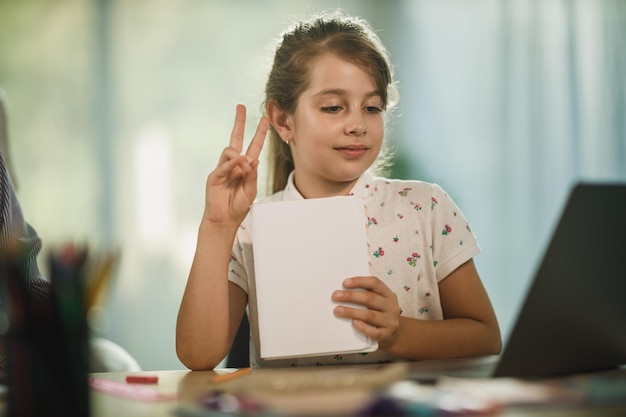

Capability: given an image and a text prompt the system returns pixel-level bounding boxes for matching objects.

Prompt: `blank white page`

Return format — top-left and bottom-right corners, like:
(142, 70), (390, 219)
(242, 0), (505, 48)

(251, 195), (378, 360)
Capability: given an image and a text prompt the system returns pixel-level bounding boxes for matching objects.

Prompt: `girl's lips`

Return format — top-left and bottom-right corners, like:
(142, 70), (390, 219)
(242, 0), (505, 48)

(335, 146), (368, 159)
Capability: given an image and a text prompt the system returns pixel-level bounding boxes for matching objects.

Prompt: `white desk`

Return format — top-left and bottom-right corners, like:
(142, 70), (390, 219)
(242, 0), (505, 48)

(88, 362), (626, 417)
(3, 362), (626, 416)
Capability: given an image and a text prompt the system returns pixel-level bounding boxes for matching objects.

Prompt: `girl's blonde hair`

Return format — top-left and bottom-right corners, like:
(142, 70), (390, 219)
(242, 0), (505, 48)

(263, 11), (398, 194)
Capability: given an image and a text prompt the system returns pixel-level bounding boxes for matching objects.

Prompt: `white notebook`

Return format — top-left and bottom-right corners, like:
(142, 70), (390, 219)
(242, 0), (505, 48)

(251, 195), (378, 360)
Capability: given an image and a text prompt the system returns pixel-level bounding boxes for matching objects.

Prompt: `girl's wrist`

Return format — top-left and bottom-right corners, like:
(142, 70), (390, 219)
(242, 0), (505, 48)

(199, 217), (240, 233)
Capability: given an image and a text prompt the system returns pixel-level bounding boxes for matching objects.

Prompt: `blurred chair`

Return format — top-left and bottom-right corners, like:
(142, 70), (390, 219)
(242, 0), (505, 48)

(89, 337), (140, 372)
(226, 312), (250, 368)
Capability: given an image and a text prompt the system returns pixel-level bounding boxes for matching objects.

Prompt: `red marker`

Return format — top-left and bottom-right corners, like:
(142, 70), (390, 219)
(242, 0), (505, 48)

(125, 375), (158, 384)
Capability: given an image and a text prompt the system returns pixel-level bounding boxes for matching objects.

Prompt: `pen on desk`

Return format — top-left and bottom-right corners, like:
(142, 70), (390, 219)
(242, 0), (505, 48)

(211, 368), (251, 383)
(126, 375), (159, 384)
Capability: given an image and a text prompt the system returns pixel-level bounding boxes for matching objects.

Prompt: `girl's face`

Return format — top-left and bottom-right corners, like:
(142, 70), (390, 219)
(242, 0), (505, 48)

(286, 53), (384, 198)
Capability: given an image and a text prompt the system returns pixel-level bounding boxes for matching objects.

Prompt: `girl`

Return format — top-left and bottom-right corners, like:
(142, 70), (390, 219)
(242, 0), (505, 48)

(176, 11), (501, 370)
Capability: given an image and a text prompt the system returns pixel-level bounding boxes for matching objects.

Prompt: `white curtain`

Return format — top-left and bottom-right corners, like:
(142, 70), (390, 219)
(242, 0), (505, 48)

(392, 0), (626, 337)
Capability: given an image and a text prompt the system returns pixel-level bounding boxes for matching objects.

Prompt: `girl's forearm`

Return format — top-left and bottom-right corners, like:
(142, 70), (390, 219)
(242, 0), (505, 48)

(381, 315), (502, 360)
(176, 220), (239, 370)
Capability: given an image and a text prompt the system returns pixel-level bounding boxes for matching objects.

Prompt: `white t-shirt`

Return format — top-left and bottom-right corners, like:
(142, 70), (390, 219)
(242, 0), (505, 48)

(228, 171), (480, 367)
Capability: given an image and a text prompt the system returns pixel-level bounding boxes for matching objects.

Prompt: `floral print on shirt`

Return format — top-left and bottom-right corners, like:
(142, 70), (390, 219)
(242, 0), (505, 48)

(230, 171), (480, 368)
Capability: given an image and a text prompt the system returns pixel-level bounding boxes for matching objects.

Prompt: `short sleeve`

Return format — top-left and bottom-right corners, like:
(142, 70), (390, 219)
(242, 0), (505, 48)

(228, 216), (253, 294)
(430, 184), (480, 281)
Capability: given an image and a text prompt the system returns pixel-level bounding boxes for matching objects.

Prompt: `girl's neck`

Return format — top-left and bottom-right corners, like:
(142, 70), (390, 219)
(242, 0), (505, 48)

(293, 173), (360, 199)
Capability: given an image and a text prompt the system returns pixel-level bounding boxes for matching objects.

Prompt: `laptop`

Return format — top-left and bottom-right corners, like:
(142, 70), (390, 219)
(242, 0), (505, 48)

(408, 183), (626, 380)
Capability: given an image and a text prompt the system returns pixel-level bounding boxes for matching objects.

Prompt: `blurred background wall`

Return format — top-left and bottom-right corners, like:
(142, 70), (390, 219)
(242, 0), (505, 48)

(1, 0), (624, 370)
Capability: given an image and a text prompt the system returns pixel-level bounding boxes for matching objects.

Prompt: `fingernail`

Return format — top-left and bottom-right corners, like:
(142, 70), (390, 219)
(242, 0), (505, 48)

(335, 306), (345, 314)
(333, 290), (344, 300)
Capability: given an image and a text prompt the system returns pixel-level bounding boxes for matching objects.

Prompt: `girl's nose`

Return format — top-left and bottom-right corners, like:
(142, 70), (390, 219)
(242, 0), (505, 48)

(349, 124), (368, 136)
(347, 112), (367, 137)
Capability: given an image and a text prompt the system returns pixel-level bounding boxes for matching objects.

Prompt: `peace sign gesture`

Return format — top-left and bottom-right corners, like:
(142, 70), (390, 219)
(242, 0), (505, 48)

(203, 104), (269, 226)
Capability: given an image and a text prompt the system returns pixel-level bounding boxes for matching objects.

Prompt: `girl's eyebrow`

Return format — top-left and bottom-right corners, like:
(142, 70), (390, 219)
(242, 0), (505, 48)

(314, 88), (382, 99)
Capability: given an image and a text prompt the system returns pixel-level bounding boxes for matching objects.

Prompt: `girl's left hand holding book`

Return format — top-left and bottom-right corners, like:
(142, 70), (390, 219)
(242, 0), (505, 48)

(332, 276), (401, 349)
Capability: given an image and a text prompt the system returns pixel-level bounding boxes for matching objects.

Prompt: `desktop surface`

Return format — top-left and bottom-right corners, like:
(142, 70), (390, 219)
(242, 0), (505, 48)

(3, 360), (625, 416)
(84, 360), (626, 417)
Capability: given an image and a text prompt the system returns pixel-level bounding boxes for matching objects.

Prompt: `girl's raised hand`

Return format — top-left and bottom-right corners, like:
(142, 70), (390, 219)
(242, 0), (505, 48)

(203, 104), (269, 226)
(332, 277), (402, 350)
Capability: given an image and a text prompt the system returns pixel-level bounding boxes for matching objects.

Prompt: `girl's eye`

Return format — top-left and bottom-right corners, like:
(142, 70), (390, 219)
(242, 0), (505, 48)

(321, 106), (342, 113)
(365, 106), (383, 114)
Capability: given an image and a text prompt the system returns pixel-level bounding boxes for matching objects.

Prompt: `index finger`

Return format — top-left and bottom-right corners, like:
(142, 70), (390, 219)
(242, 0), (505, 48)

(229, 104), (247, 152)
(343, 276), (392, 295)
(244, 117), (269, 162)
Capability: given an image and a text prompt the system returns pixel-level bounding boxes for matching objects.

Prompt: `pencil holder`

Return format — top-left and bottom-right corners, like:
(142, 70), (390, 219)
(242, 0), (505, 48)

(0, 247), (90, 417)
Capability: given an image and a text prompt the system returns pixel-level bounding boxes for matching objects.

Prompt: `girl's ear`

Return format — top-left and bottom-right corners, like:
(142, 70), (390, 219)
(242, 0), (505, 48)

(266, 100), (293, 142)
